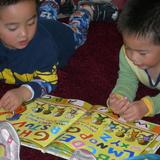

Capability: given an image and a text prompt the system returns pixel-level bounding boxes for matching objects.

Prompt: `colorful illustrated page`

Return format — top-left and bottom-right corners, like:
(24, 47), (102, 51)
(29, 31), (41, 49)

(54, 106), (160, 160)
(0, 96), (92, 147)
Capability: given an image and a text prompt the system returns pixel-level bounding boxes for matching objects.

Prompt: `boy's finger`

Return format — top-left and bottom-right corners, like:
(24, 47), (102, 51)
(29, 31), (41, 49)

(121, 113), (133, 122)
(122, 110), (137, 122)
(119, 103), (130, 115)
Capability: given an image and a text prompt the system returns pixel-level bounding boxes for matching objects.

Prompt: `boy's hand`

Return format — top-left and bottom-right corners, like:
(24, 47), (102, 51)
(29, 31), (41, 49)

(0, 86), (32, 111)
(121, 100), (149, 122)
(108, 93), (130, 115)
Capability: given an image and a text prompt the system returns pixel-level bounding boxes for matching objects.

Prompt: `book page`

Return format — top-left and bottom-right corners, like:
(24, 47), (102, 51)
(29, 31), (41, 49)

(52, 105), (160, 159)
(0, 95), (93, 147)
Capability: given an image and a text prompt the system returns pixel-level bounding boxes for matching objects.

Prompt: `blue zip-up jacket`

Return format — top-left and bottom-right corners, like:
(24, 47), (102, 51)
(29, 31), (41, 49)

(0, 19), (76, 98)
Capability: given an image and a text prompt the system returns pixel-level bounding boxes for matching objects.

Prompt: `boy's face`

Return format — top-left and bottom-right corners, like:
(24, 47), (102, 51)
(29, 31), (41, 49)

(0, 0), (37, 49)
(123, 33), (160, 70)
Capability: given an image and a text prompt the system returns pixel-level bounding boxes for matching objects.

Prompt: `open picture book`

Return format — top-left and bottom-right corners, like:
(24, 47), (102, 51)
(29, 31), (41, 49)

(0, 95), (160, 160)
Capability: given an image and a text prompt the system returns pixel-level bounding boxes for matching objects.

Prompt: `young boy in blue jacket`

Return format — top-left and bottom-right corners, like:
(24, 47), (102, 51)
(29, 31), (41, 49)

(0, 0), (118, 111)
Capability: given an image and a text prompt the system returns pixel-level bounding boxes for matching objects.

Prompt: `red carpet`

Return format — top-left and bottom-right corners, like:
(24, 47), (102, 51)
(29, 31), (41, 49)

(0, 21), (159, 159)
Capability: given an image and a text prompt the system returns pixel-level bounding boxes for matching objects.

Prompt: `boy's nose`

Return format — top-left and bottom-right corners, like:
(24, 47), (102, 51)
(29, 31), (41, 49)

(130, 52), (139, 63)
(19, 28), (28, 39)
(132, 57), (141, 66)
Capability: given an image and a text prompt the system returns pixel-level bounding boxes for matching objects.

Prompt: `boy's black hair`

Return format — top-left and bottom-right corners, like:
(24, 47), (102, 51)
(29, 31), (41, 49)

(0, 0), (40, 6)
(118, 0), (160, 44)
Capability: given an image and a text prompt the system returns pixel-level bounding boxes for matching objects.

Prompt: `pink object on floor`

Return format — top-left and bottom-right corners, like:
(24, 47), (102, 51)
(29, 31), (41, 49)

(0, 121), (20, 160)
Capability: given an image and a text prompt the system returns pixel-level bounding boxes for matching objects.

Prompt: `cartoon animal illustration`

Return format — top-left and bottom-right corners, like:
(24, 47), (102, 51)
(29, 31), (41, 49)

(134, 120), (149, 130)
(53, 106), (65, 117)
(137, 134), (153, 145)
(84, 111), (92, 117)
(115, 126), (130, 137)
(125, 129), (140, 142)
(104, 121), (119, 132)
(92, 113), (107, 125)
(32, 101), (56, 115)
(43, 105), (55, 115)
(68, 99), (84, 106)
(96, 106), (108, 113)
(32, 102), (45, 113)
(65, 108), (78, 119)
(80, 111), (93, 122)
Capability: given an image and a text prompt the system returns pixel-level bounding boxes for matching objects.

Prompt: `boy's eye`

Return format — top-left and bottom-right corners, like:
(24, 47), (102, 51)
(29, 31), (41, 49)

(27, 18), (36, 26)
(124, 46), (131, 51)
(7, 26), (18, 31)
(139, 52), (147, 56)
(28, 20), (35, 26)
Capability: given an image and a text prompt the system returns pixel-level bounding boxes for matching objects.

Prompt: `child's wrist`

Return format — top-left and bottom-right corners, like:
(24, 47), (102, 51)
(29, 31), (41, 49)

(112, 93), (125, 100)
(141, 97), (153, 116)
(20, 84), (34, 102)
